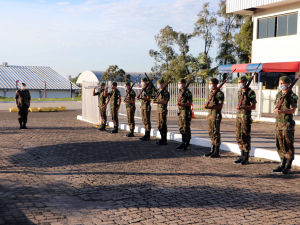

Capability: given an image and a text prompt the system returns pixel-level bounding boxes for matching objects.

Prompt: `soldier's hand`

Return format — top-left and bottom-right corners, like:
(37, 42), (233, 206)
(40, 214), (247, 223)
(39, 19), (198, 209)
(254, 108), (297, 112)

(105, 86), (108, 90)
(236, 106), (241, 110)
(274, 109), (281, 114)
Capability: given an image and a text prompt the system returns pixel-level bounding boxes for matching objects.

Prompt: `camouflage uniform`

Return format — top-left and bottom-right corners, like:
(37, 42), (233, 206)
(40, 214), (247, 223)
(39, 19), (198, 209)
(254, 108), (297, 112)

(235, 88), (257, 152)
(108, 89), (121, 127)
(178, 89), (193, 143)
(15, 89), (31, 124)
(156, 89), (170, 137)
(125, 89), (136, 130)
(274, 91), (298, 160)
(207, 90), (224, 146)
(140, 87), (152, 131)
(94, 89), (107, 126)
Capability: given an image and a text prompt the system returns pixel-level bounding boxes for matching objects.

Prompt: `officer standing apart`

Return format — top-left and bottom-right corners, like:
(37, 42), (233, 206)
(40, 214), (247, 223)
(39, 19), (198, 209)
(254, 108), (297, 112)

(204, 78), (224, 158)
(137, 77), (152, 141)
(123, 82), (136, 137)
(15, 83), (31, 129)
(152, 78), (170, 145)
(176, 78), (193, 151)
(234, 75), (256, 165)
(272, 76), (297, 174)
(93, 82), (107, 131)
(104, 81), (121, 133)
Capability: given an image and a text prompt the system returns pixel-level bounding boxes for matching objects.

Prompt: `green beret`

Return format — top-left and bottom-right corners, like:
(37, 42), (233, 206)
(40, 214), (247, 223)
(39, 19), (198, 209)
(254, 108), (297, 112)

(238, 76), (248, 82)
(141, 77), (148, 82)
(179, 78), (186, 84)
(112, 81), (117, 86)
(100, 82), (106, 86)
(279, 76), (291, 83)
(125, 82), (131, 86)
(210, 78), (219, 84)
(157, 78), (164, 84)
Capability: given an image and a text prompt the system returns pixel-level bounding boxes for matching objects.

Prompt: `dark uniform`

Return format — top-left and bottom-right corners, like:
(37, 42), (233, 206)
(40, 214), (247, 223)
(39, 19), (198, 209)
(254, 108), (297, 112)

(156, 88), (170, 143)
(15, 89), (31, 129)
(108, 88), (121, 130)
(125, 89), (136, 132)
(94, 89), (107, 126)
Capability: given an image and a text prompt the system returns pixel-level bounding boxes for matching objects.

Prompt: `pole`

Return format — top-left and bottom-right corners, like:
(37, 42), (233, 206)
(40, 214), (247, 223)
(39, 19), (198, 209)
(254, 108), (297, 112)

(70, 82), (72, 98)
(44, 82), (47, 98)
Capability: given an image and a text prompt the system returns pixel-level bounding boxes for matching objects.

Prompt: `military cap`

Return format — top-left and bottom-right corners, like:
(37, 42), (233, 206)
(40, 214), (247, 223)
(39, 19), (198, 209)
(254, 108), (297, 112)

(179, 78), (186, 83)
(125, 81), (131, 86)
(100, 82), (106, 86)
(112, 81), (117, 86)
(279, 76), (292, 83)
(210, 78), (219, 84)
(238, 76), (248, 82)
(157, 78), (165, 84)
(141, 77), (148, 82)
(21, 83), (26, 86)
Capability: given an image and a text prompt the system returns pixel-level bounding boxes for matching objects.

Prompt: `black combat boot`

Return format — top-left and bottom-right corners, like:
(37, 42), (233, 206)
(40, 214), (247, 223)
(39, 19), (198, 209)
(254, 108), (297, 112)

(22, 122), (28, 129)
(156, 139), (162, 145)
(141, 131), (150, 141)
(19, 119), (23, 129)
(111, 126), (118, 133)
(204, 145), (215, 157)
(234, 151), (244, 164)
(158, 135), (168, 145)
(98, 124), (106, 131)
(240, 151), (249, 165)
(183, 140), (190, 151)
(126, 129), (134, 137)
(281, 159), (293, 175)
(272, 158), (287, 173)
(210, 146), (220, 158)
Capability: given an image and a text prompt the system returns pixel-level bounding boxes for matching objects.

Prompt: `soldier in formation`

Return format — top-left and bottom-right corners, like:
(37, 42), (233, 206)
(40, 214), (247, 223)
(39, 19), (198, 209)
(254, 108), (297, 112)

(152, 78), (170, 145)
(93, 82), (107, 131)
(15, 83), (31, 129)
(104, 81), (121, 133)
(204, 78), (224, 158)
(123, 81), (136, 137)
(272, 76), (297, 174)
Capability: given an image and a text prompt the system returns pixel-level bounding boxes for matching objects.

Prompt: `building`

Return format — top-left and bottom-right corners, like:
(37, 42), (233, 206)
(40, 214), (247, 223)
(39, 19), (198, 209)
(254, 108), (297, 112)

(0, 63), (80, 98)
(221, 0), (300, 114)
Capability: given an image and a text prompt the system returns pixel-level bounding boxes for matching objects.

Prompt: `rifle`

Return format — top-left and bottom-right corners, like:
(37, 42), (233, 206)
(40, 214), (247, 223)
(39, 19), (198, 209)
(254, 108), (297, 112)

(204, 69), (236, 108)
(237, 63), (261, 109)
(177, 74), (196, 104)
(275, 74), (300, 110)
(123, 74), (141, 103)
(136, 73), (156, 99)
(152, 76), (175, 102)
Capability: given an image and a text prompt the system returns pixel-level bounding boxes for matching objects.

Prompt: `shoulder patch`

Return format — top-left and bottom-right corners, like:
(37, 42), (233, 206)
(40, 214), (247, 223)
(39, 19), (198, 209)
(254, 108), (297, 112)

(293, 95), (298, 100)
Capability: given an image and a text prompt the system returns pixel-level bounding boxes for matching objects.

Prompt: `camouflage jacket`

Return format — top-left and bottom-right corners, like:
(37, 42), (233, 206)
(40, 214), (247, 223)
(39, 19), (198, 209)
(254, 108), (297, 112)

(15, 90), (31, 107)
(274, 91), (298, 125)
(237, 88), (257, 116)
(156, 88), (170, 111)
(208, 90), (224, 115)
(108, 89), (121, 108)
(95, 89), (107, 107)
(140, 87), (152, 109)
(177, 89), (193, 111)
(124, 89), (136, 109)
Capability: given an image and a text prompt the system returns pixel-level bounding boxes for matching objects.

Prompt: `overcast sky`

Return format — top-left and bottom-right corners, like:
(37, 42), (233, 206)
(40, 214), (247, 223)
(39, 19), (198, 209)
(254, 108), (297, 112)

(1, 0), (220, 78)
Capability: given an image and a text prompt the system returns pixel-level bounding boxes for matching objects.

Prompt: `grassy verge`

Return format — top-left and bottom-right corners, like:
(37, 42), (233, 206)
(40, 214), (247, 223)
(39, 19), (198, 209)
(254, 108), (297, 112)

(0, 97), (82, 102)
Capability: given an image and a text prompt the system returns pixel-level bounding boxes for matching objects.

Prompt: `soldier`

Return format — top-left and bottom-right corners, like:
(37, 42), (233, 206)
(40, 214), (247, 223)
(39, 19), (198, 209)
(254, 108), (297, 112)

(234, 75), (257, 165)
(93, 82), (107, 131)
(176, 78), (193, 151)
(204, 78), (224, 158)
(15, 83), (31, 129)
(272, 76), (297, 174)
(136, 77), (152, 141)
(104, 81), (121, 133)
(123, 82), (136, 137)
(152, 78), (170, 145)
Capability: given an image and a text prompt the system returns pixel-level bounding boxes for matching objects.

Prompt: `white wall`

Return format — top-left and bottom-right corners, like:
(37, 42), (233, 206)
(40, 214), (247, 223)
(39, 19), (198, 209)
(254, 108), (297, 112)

(77, 71), (99, 84)
(1, 90), (75, 99)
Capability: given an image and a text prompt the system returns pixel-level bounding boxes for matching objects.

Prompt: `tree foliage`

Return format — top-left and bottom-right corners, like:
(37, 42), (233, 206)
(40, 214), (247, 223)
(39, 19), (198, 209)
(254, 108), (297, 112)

(101, 65), (131, 82)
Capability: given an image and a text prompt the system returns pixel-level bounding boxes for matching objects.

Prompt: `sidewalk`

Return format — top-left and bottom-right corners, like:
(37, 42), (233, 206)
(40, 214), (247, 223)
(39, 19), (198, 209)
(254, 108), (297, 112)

(78, 115), (300, 166)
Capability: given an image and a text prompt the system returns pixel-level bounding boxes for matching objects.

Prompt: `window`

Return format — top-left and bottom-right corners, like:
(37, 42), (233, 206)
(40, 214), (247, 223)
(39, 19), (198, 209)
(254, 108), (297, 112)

(257, 12), (298, 39)
(260, 72), (295, 89)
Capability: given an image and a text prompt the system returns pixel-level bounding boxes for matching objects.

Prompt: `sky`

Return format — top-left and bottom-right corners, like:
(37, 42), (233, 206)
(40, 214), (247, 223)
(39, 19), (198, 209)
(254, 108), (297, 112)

(0, 0), (220, 78)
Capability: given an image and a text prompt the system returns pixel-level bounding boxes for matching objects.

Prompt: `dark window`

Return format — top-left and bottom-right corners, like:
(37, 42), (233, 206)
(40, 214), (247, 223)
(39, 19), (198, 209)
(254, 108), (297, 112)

(267, 17), (277, 37)
(288, 13), (298, 35)
(277, 14), (288, 36)
(258, 18), (267, 39)
(260, 72), (295, 89)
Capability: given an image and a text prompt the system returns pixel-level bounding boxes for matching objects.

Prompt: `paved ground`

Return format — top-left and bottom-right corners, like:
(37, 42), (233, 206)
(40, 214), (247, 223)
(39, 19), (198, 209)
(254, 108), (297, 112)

(2, 110), (300, 224)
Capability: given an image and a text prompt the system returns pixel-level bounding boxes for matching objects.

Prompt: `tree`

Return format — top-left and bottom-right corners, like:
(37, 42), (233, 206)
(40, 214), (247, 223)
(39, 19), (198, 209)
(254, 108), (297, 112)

(101, 65), (128, 82)
(70, 73), (81, 83)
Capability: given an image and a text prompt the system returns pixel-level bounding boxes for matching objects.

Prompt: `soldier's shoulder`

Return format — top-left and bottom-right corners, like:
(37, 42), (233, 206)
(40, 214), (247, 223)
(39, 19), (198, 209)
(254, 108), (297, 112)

(218, 90), (224, 98)
(248, 89), (256, 98)
(290, 92), (298, 101)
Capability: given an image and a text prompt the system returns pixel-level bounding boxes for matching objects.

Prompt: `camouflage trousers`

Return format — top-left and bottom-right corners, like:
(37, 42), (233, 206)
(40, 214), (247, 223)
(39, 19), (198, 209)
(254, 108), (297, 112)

(207, 113), (222, 146)
(235, 115), (251, 152)
(99, 106), (107, 126)
(178, 110), (191, 142)
(110, 106), (119, 127)
(141, 106), (151, 131)
(126, 106), (135, 130)
(18, 106), (29, 123)
(275, 122), (295, 160)
(157, 110), (168, 137)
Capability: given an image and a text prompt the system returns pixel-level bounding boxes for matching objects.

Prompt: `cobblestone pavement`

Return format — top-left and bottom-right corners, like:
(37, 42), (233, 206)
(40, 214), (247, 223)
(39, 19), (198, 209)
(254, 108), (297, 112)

(1, 110), (300, 224)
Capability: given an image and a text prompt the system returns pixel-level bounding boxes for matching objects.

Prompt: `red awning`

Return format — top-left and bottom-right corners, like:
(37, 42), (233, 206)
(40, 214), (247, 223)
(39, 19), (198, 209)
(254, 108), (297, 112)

(262, 61), (300, 72)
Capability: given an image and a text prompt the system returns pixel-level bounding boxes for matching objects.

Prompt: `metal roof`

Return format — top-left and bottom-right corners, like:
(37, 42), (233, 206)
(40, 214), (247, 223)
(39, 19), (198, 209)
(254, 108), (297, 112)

(0, 65), (80, 90)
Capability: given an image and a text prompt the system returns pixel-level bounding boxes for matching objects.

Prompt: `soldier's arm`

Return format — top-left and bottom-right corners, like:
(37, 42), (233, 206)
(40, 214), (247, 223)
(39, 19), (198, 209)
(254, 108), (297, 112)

(103, 87), (109, 97)
(93, 87), (100, 96)
(207, 104), (223, 110)
(240, 103), (256, 110)
(15, 92), (19, 108)
(276, 107), (297, 115)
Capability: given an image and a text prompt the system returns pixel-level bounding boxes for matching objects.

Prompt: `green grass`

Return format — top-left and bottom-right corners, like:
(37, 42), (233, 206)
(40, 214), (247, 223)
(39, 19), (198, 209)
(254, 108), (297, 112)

(0, 97), (82, 102)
